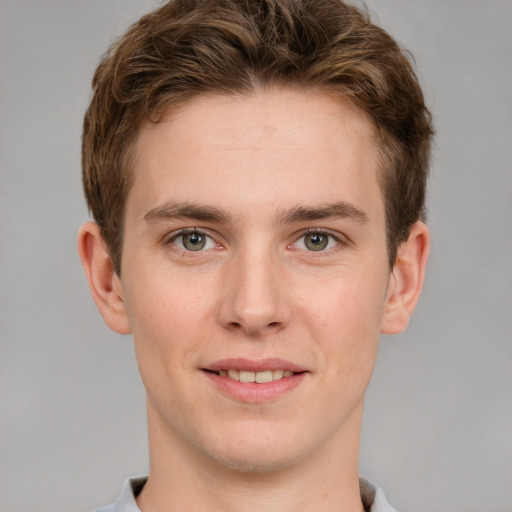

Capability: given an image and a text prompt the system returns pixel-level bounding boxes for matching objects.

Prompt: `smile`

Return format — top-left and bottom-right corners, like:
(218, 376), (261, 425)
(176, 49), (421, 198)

(214, 369), (295, 383)
(203, 358), (308, 401)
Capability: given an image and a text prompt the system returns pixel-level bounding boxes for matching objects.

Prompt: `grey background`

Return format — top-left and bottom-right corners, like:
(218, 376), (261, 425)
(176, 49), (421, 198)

(1, 1), (511, 511)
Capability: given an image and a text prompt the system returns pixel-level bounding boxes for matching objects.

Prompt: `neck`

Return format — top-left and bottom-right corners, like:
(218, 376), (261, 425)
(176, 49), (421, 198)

(137, 400), (365, 512)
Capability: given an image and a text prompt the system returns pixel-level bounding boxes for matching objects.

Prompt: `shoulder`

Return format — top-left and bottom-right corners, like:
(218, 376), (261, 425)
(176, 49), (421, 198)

(93, 477), (147, 512)
(359, 477), (398, 512)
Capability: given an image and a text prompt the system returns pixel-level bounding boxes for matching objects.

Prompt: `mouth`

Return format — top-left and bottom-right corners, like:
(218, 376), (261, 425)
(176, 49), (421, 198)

(202, 358), (308, 402)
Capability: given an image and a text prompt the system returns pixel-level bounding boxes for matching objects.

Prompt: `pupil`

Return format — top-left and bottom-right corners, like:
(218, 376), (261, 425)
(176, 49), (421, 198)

(306, 233), (328, 251)
(184, 232), (205, 251)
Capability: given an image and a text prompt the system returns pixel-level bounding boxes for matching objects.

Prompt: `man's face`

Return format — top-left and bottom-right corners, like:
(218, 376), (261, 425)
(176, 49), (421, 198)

(119, 89), (392, 470)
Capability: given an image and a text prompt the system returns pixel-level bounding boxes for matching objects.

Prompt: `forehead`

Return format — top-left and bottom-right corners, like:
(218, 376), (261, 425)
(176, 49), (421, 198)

(128, 89), (383, 224)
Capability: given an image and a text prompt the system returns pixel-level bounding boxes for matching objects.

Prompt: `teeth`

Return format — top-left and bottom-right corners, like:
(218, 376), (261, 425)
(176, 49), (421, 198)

(239, 371), (255, 383)
(220, 369), (296, 383)
(272, 369), (284, 379)
(227, 369), (239, 380)
(255, 370), (273, 383)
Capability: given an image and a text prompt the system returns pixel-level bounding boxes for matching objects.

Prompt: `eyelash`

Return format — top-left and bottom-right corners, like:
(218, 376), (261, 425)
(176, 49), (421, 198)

(164, 228), (346, 254)
(165, 228), (219, 252)
(290, 229), (345, 252)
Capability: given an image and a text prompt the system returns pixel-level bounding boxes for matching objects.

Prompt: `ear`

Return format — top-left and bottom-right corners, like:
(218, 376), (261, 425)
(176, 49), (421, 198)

(381, 221), (430, 335)
(77, 221), (131, 334)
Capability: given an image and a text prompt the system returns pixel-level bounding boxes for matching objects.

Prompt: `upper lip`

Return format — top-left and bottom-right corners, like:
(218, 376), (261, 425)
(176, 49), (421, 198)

(205, 358), (308, 373)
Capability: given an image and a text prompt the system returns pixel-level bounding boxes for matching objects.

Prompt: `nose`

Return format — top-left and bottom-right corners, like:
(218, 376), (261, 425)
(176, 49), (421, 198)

(217, 247), (291, 337)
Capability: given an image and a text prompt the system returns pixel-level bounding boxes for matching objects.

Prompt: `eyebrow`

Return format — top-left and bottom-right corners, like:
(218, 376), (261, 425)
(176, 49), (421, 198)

(277, 202), (369, 225)
(142, 200), (368, 225)
(143, 201), (232, 224)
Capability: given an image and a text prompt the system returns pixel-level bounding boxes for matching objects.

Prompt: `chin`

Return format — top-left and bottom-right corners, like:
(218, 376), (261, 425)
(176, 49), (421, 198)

(199, 427), (310, 475)
(209, 449), (301, 475)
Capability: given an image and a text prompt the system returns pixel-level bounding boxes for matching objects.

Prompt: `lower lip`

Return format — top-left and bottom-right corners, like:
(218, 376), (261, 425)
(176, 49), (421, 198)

(203, 371), (307, 403)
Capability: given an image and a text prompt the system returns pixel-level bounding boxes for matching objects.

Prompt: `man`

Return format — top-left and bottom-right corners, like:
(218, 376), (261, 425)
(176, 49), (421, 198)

(78, 1), (433, 510)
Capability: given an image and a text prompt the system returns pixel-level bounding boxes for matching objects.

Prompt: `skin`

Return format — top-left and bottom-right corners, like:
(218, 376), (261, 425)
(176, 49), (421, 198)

(78, 89), (429, 512)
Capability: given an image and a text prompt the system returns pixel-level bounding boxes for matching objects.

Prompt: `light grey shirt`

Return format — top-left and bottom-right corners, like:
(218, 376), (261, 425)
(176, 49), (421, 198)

(94, 476), (397, 512)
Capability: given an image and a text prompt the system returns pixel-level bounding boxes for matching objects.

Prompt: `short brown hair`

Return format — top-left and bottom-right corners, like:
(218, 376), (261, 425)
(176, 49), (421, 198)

(82, 0), (434, 274)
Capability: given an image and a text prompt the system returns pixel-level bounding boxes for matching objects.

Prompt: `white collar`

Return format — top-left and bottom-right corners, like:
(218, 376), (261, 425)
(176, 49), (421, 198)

(95, 475), (397, 512)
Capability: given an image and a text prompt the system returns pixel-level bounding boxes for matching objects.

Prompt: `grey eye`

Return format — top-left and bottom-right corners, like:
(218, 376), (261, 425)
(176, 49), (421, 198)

(304, 232), (329, 251)
(169, 230), (217, 252)
(182, 232), (207, 251)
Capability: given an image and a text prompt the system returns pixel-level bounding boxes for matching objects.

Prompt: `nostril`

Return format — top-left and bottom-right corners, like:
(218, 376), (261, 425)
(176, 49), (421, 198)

(227, 320), (280, 334)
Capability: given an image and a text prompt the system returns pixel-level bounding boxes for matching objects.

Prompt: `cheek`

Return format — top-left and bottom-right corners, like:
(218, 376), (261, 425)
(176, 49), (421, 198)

(296, 268), (387, 330)
(122, 270), (213, 384)
(294, 269), (386, 372)
(125, 259), (214, 334)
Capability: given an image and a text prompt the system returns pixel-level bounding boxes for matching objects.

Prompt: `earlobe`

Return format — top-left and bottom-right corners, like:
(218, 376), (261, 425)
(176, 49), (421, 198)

(77, 221), (131, 334)
(381, 221), (430, 335)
